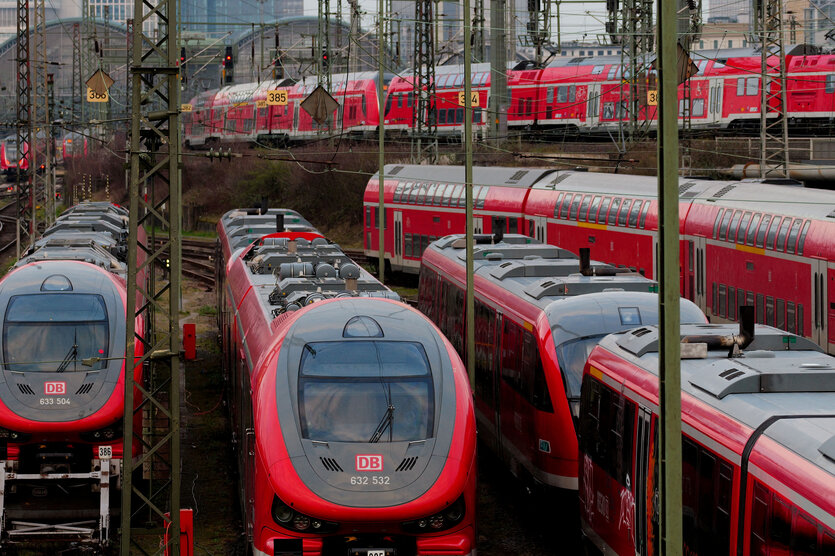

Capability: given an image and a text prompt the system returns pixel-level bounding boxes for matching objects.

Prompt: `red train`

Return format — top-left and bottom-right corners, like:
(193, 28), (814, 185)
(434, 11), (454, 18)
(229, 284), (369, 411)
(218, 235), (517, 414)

(217, 210), (477, 556)
(61, 131), (89, 162)
(418, 233), (706, 492)
(183, 48), (835, 146)
(363, 164), (835, 355)
(0, 202), (144, 546)
(0, 136), (28, 180)
(579, 315), (835, 555)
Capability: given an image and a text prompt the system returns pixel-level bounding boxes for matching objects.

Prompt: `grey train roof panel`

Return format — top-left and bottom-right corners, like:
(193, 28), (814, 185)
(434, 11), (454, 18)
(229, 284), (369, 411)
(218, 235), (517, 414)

(379, 164), (557, 189)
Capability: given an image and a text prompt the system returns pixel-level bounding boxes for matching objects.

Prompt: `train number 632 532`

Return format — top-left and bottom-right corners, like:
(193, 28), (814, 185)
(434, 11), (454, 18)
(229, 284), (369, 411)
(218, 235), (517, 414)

(349, 475), (390, 486)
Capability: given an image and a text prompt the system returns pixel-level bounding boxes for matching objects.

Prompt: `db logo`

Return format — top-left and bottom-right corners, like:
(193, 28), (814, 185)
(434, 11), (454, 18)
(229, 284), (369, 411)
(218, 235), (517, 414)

(44, 382), (66, 395)
(355, 454), (383, 472)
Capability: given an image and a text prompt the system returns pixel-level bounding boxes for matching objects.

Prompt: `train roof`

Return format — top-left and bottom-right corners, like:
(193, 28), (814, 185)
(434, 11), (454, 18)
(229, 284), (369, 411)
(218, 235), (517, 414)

(378, 164), (557, 189)
(691, 180), (835, 221)
(597, 324), (835, 478)
(218, 208), (318, 252)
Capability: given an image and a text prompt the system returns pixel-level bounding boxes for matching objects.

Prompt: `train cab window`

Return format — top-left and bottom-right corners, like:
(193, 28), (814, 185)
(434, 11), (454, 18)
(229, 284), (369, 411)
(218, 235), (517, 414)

(598, 197), (611, 224)
(775, 218), (793, 251)
(766, 216), (782, 249)
(718, 210), (733, 241)
(797, 221), (810, 255)
(560, 194), (573, 219)
(588, 196), (601, 222)
(298, 341), (434, 443)
(553, 192), (564, 218)
(639, 202), (650, 228)
(3, 293), (109, 372)
(785, 219), (803, 254)
(569, 195), (583, 220)
(578, 196), (591, 222)
(746, 214), (761, 245)
(618, 199), (632, 227)
(556, 336), (607, 406)
(608, 198), (622, 226)
(628, 200), (642, 227)
(728, 211), (742, 242)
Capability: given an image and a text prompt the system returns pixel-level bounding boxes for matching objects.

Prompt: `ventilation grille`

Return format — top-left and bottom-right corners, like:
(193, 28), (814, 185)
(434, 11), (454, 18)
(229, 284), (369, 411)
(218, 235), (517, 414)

(76, 383), (94, 395)
(711, 185), (736, 199)
(507, 170), (529, 183)
(631, 328), (653, 337)
(826, 209), (835, 219)
(396, 457), (418, 472)
(17, 384), (35, 395)
(679, 182), (696, 195)
(320, 457), (343, 472)
(388, 166), (404, 176)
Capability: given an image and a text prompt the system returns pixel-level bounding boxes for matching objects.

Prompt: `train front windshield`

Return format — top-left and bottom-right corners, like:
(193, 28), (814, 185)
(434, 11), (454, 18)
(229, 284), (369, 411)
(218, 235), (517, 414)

(298, 341), (434, 443)
(554, 335), (606, 404)
(3, 294), (109, 372)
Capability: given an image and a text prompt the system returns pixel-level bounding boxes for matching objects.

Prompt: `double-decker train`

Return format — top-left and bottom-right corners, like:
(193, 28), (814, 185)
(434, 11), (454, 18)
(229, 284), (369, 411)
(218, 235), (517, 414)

(0, 136), (27, 180)
(579, 314), (835, 555)
(417, 234), (705, 493)
(217, 209), (477, 556)
(0, 202), (144, 546)
(183, 48), (835, 146)
(363, 164), (835, 355)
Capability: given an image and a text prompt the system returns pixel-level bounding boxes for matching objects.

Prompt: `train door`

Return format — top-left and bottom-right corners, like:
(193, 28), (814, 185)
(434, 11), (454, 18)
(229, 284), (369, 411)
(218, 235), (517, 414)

(683, 239), (695, 301)
(828, 264), (835, 353)
(587, 84), (600, 128)
(531, 216), (547, 243)
(813, 260), (831, 350)
(393, 210), (403, 268)
(473, 217), (483, 234)
(693, 236), (707, 312)
(633, 407), (652, 556)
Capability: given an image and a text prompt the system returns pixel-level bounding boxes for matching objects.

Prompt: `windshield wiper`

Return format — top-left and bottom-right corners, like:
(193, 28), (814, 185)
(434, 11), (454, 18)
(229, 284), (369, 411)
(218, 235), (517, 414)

(368, 404), (395, 443)
(56, 330), (79, 373)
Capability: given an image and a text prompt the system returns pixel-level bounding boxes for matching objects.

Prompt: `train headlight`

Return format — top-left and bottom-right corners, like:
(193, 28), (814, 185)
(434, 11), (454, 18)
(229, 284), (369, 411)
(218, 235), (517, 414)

(0, 427), (30, 442)
(271, 495), (339, 533)
(80, 423), (123, 443)
(401, 495), (466, 533)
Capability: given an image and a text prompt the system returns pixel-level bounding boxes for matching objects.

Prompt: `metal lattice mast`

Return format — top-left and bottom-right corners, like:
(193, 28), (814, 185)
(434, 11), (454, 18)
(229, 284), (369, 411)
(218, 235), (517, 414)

(72, 22), (82, 125)
(412, 0), (438, 163)
(759, 0), (789, 177)
(679, 0), (702, 174)
(16, 0), (33, 257)
(348, 0), (360, 73)
(623, 0), (653, 139)
(121, 0), (182, 548)
(472, 0), (485, 62)
(528, 0), (552, 66)
(489, 0), (508, 143)
(318, 0), (332, 90)
(33, 0), (51, 227)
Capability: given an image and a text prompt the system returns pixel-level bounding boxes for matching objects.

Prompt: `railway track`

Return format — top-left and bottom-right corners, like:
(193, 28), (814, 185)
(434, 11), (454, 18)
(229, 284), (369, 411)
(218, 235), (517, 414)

(153, 236), (217, 289)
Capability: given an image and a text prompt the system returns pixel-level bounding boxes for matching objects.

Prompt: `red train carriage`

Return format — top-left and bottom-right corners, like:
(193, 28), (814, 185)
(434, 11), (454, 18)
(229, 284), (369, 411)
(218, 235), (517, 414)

(218, 211), (477, 556)
(0, 202), (145, 546)
(216, 207), (317, 262)
(365, 165), (835, 356)
(363, 165), (553, 273)
(418, 234), (706, 491)
(579, 317), (835, 555)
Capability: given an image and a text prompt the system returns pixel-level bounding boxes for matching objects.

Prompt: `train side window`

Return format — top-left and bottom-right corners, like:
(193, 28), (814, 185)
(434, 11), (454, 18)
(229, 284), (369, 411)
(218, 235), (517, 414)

(766, 216), (782, 249)
(712, 283), (718, 315)
(826, 74), (835, 94)
(736, 211), (752, 243)
(639, 201), (650, 228)
(728, 211), (742, 242)
(793, 514), (818, 554)
(766, 296), (775, 326)
(454, 185), (466, 208)
(797, 304), (803, 336)
(501, 320), (522, 393)
(569, 195), (583, 220)
(797, 221), (810, 255)
(608, 198), (622, 226)
(473, 300), (497, 409)
(756, 294), (765, 324)
(750, 483), (769, 555)
(560, 193), (573, 219)
(786, 219), (803, 254)
(755, 214), (771, 247)
(578, 196), (591, 222)
(787, 302), (796, 333)
(772, 499), (792, 549)
(365, 206), (371, 228)
(736, 78), (745, 96)
(433, 184), (448, 205)
(776, 298), (786, 329)
(476, 186), (489, 209)
(628, 200), (642, 228)
(408, 182), (422, 204)
(404, 234), (413, 258)
(718, 210), (733, 240)
(588, 196), (601, 222)
(746, 291), (755, 310)
(728, 287), (736, 320)
(598, 197), (611, 224)
(546, 87), (554, 103)
(823, 531), (835, 554)
(719, 285), (727, 317)
(557, 86), (568, 103)
(775, 218), (793, 251)
(746, 77), (759, 96)
(713, 209), (725, 239)
(393, 183), (404, 203)
(509, 218), (518, 233)
(425, 183), (438, 204)
(618, 199), (632, 226)
(746, 213), (761, 246)
(439, 110), (447, 124)
(553, 192), (564, 218)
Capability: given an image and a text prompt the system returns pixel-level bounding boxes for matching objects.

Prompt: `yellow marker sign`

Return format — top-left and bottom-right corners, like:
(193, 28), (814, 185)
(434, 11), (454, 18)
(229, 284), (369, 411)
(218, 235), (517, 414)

(457, 91), (479, 107)
(267, 89), (288, 106)
(255, 100), (267, 109)
(647, 90), (658, 106)
(86, 87), (109, 102)
(180, 103), (193, 112)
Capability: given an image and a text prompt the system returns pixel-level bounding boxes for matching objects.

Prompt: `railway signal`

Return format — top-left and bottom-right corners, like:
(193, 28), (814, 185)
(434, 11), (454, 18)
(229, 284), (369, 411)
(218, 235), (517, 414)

(223, 46), (234, 84)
